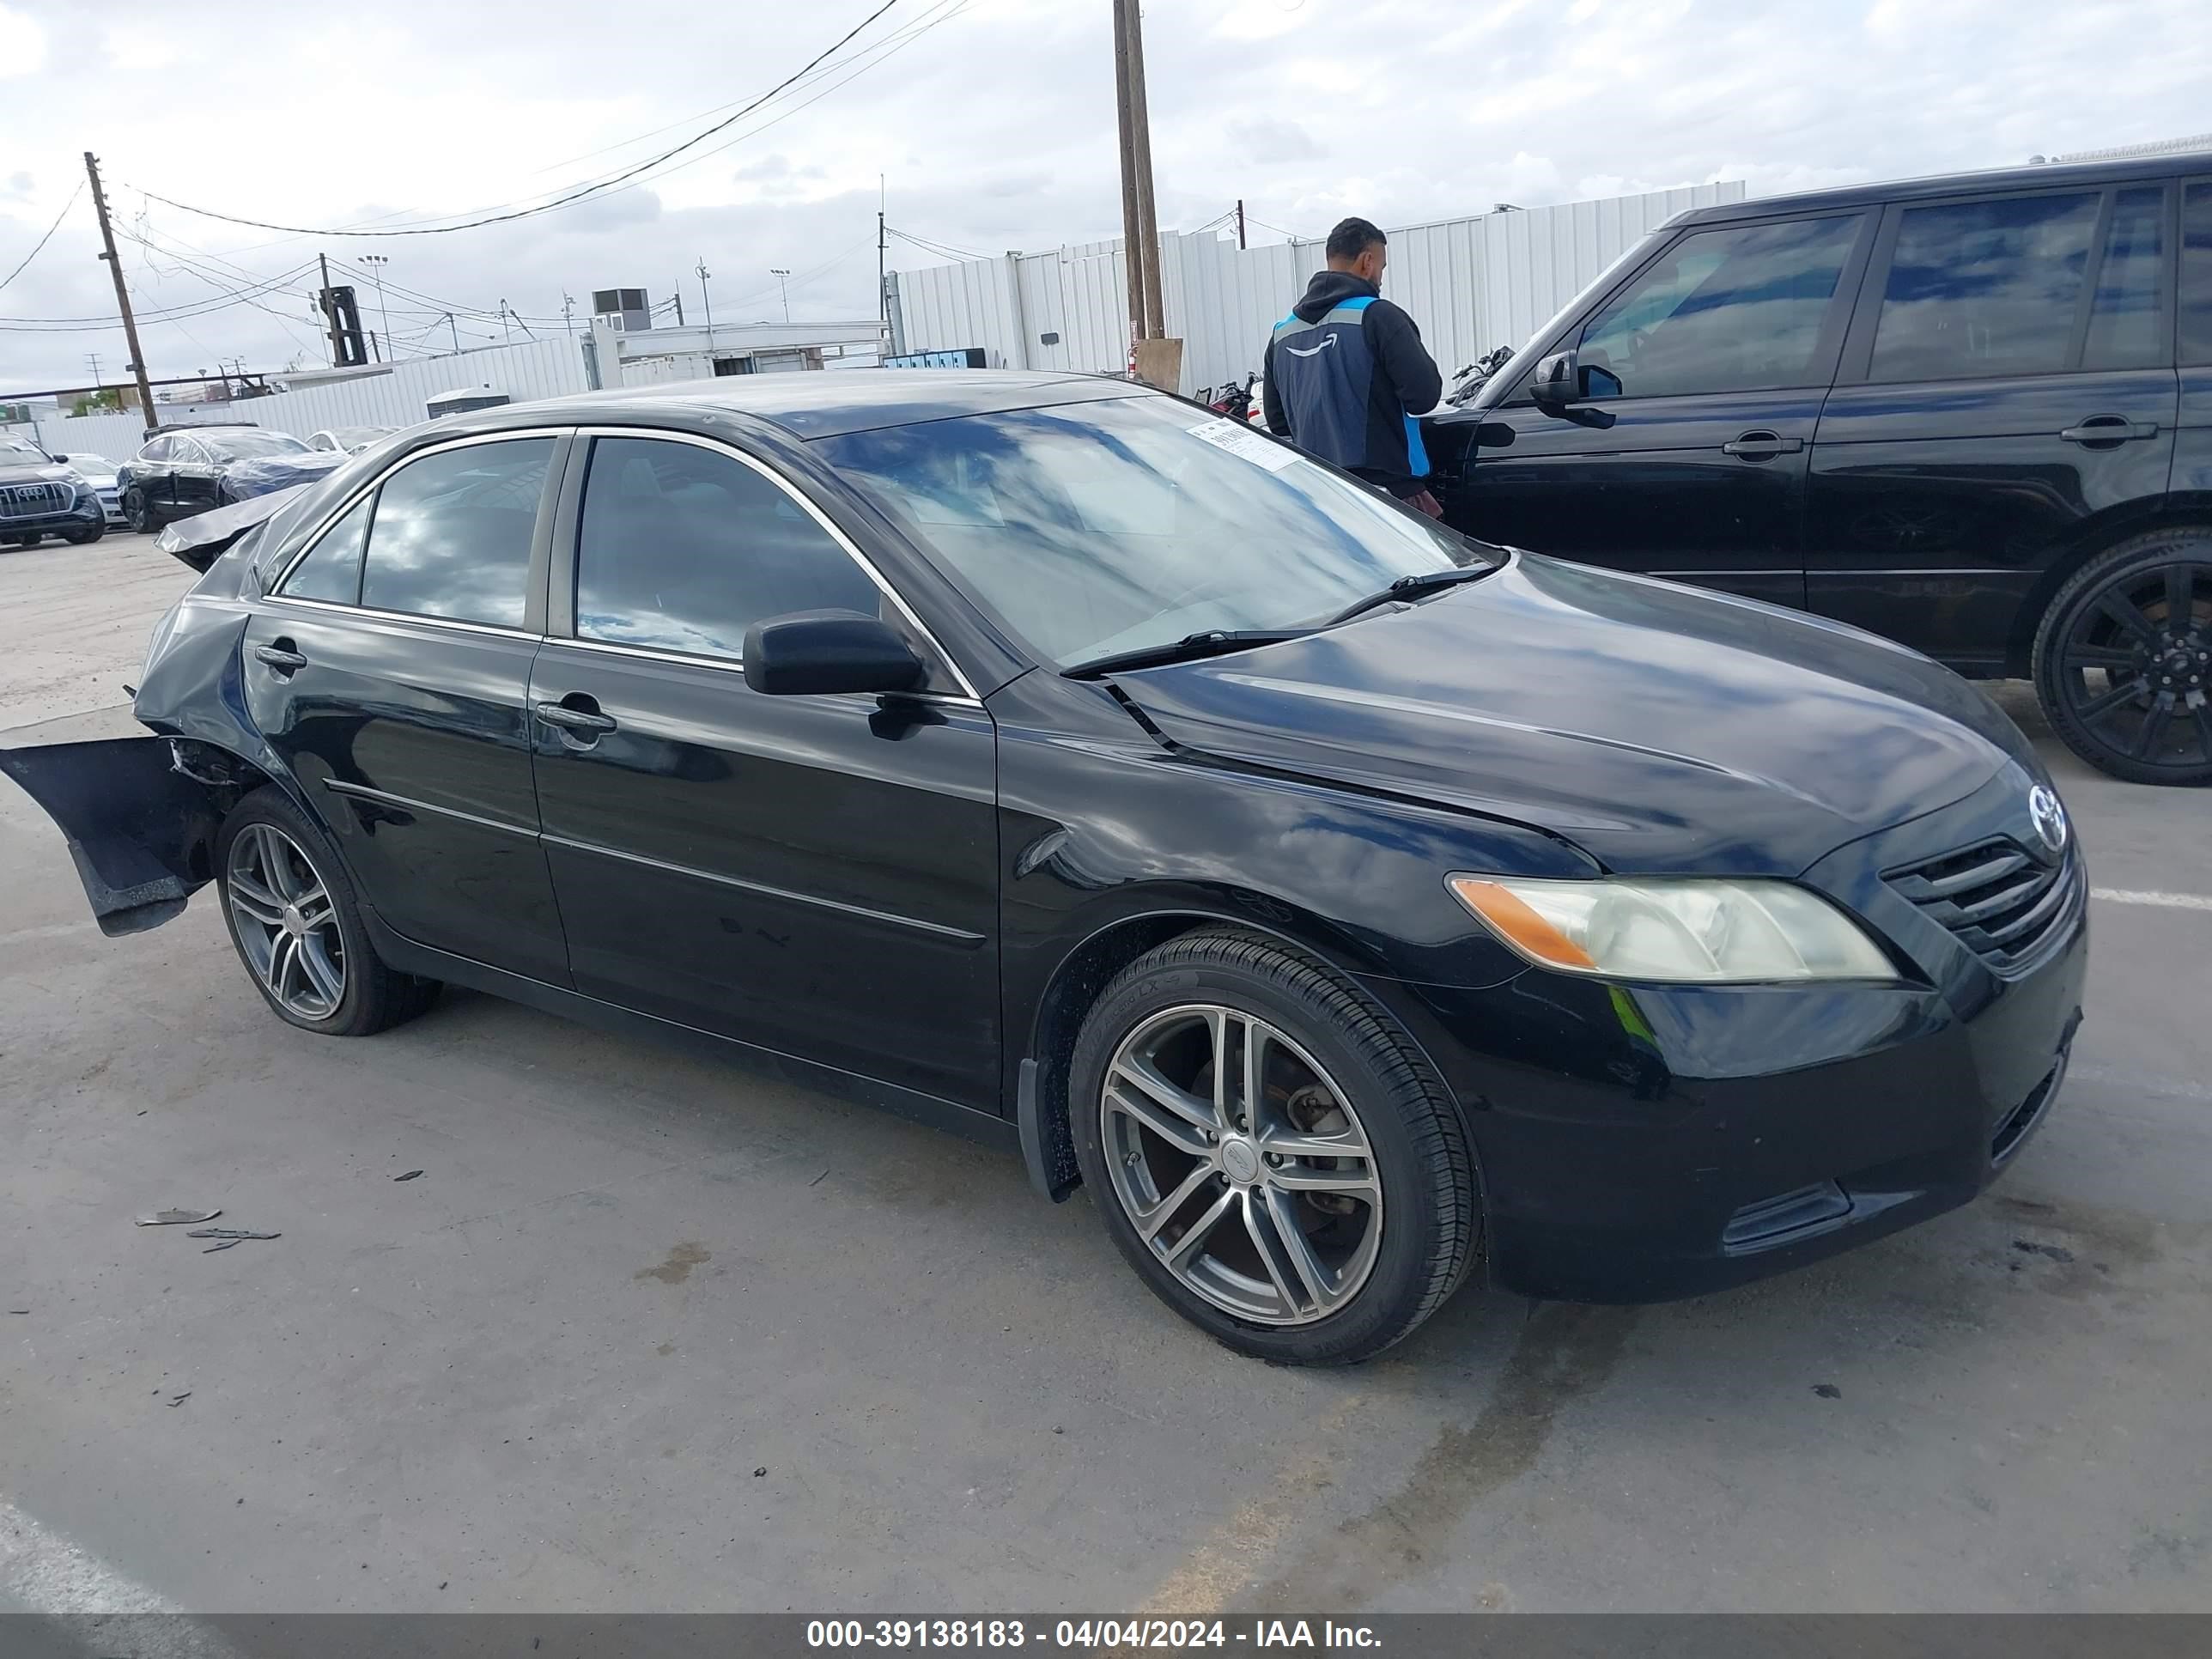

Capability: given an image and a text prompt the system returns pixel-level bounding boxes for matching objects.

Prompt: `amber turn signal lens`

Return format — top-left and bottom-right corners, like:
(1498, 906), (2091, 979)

(1446, 876), (1598, 970)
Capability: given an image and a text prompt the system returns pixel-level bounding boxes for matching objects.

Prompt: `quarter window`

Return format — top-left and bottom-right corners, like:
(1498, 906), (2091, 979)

(573, 436), (882, 662)
(2081, 186), (2167, 370)
(137, 437), (171, 463)
(358, 438), (553, 628)
(2183, 180), (2212, 366)
(280, 495), (373, 605)
(1572, 215), (1863, 399)
(1869, 191), (2100, 381)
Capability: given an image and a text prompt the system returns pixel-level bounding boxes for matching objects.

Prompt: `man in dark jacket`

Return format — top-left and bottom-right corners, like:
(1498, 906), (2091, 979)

(1262, 217), (1445, 515)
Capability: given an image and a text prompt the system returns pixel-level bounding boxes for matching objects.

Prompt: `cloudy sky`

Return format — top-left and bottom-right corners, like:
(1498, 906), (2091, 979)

(2, 0), (2204, 392)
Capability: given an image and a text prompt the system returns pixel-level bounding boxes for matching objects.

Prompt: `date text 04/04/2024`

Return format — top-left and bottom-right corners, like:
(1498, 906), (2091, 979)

(805, 1620), (1383, 1649)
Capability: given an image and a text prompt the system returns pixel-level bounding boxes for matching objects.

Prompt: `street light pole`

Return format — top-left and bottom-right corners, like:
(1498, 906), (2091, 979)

(770, 268), (792, 325)
(362, 254), (393, 363)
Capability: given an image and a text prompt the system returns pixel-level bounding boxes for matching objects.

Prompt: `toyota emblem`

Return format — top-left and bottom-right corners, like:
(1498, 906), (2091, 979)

(2028, 785), (2069, 855)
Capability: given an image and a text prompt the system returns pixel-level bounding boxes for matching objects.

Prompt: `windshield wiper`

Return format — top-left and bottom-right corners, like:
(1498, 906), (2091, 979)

(1321, 564), (1498, 628)
(1060, 629), (1315, 680)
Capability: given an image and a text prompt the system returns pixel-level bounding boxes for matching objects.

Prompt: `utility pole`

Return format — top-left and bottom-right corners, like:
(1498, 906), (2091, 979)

(672, 285), (684, 326)
(878, 174), (890, 335)
(83, 153), (157, 426)
(770, 268), (792, 325)
(696, 258), (714, 340)
(562, 292), (577, 342)
(1110, 0), (1145, 352)
(317, 251), (346, 366)
(1123, 0), (1164, 340)
(445, 312), (460, 356)
(1236, 198), (1247, 251)
(84, 352), (102, 389)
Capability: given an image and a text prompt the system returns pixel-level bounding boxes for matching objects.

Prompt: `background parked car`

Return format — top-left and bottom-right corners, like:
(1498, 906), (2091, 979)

(58, 452), (128, 527)
(309, 426), (397, 455)
(118, 425), (347, 532)
(1432, 149), (2212, 786)
(0, 434), (108, 547)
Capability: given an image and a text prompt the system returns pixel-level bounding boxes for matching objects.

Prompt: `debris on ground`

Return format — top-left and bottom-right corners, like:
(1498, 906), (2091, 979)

(7, 1308), (27, 1316)
(1813, 1383), (1842, 1400)
(754, 1467), (768, 1477)
(187, 1228), (281, 1253)
(166, 1392), (191, 1407)
(2012, 1238), (2076, 1264)
(137, 1208), (221, 1227)
(808, 1170), (829, 1187)
(394, 1170), (425, 1182)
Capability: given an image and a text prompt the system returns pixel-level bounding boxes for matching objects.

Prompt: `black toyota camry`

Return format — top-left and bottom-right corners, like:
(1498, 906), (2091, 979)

(0, 373), (2087, 1364)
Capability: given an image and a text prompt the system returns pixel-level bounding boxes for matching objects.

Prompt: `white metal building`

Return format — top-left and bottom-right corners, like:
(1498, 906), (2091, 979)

(587, 317), (887, 386)
(889, 183), (1747, 398)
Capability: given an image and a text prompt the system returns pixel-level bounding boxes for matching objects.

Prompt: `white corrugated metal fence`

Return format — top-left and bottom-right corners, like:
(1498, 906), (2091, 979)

(891, 184), (1746, 397)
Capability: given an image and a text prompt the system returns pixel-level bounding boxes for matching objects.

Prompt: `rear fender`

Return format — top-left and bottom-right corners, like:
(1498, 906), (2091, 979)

(0, 738), (225, 936)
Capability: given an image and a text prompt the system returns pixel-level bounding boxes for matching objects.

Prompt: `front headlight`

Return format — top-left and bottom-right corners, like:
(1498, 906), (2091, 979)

(1447, 874), (1898, 984)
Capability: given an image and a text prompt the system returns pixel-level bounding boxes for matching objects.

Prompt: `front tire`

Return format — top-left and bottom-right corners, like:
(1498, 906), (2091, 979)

(1071, 929), (1480, 1364)
(2032, 529), (2212, 786)
(62, 520), (105, 545)
(215, 788), (441, 1036)
(123, 489), (155, 533)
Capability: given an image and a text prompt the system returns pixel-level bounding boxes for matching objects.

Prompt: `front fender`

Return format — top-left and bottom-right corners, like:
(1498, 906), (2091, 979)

(0, 738), (222, 935)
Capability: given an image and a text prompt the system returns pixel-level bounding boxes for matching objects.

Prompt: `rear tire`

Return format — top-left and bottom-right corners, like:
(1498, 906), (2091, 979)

(1071, 928), (1480, 1364)
(124, 489), (154, 533)
(215, 787), (442, 1037)
(2032, 529), (2212, 786)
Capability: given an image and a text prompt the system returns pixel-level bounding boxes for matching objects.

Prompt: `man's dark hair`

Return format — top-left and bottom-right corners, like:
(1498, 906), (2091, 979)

(1325, 217), (1387, 264)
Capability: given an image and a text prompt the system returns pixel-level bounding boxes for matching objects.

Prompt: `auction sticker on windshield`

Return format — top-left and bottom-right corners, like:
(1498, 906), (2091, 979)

(1187, 418), (1300, 471)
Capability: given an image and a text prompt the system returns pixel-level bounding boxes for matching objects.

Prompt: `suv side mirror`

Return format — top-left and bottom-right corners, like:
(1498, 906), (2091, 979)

(1525, 348), (1618, 429)
(743, 610), (927, 697)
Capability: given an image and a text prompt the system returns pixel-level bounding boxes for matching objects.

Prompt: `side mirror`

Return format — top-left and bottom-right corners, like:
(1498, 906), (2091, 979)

(743, 610), (927, 697)
(48, 453), (68, 463)
(1524, 348), (1619, 430)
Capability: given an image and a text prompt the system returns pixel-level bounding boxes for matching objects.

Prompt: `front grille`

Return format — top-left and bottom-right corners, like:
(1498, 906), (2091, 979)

(0, 481), (71, 519)
(1884, 837), (2081, 973)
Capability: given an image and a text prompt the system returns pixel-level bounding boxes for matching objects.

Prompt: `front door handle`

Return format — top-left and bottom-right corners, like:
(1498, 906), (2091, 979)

(1720, 431), (1803, 459)
(535, 699), (617, 735)
(2059, 415), (2159, 446)
(253, 642), (307, 673)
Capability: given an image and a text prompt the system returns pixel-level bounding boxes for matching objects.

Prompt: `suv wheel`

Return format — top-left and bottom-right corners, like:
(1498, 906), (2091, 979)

(216, 788), (442, 1036)
(62, 521), (106, 545)
(1071, 929), (1479, 1364)
(2032, 529), (2212, 786)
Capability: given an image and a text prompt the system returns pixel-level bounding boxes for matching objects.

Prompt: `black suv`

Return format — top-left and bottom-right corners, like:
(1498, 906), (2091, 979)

(1434, 152), (2212, 786)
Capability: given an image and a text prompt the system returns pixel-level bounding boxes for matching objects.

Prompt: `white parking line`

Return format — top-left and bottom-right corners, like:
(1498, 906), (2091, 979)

(0, 1494), (244, 1657)
(2092, 888), (2212, 913)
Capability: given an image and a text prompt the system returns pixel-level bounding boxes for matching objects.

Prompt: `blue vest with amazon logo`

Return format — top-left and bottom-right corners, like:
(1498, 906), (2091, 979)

(1269, 295), (1430, 481)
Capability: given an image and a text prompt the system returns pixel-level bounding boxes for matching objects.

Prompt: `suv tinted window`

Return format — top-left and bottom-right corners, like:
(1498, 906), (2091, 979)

(280, 494), (373, 605)
(574, 436), (880, 661)
(1869, 191), (2100, 381)
(359, 438), (552, 628)
(1573, 215), (1863, 399)
(2184, 180), (2212, 365)
(2082, 186), (2168, 370)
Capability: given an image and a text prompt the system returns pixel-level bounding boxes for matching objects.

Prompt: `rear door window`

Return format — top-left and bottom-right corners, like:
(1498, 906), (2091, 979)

(358, 438), (553, 629)
(2183, 180), (2212, 365)
(1869, 191), (2100, 380)
(572, 435), (882, 661)
(1573, 214), (1864, 398)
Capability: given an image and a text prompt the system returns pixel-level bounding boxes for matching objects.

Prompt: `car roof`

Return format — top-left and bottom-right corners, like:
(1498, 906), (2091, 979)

(1674, 148), (2212, 225)
(460, 368), (1151, 441)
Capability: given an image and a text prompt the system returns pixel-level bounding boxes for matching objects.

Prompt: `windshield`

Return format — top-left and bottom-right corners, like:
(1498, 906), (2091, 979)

(204, 430), (311, 460)
(0, 437), (47, 462)
(817, 397), (1492, 668)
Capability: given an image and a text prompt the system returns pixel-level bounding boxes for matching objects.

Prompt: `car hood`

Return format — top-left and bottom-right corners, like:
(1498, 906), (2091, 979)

(1108, 552), (2035, 877)
(222, 452), (347, 495)
(0, 460), (74, 486)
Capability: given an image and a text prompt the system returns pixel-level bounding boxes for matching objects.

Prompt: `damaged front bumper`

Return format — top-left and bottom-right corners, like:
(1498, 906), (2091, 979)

(0, 738), (223, 935)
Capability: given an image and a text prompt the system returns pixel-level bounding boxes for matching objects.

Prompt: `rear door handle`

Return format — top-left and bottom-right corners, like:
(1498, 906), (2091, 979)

(1720, 432), (1803, 459)
(2059, 416), (2159, 445)
(534, 700), (617, 734)
(253, 643), (307, 673)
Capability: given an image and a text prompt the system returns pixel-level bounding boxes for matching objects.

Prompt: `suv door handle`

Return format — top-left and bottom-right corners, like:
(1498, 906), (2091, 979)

(2059, 416), (2159, 445)
(253, 642), (307, 673)
(535, 698), (617, 735)
(1720, 431), (1803, 459)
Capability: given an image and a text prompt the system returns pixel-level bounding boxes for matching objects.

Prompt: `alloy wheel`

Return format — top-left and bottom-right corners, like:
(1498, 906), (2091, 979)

(226, 823), (347, 1020)
(2052, 558), (2212, 774)
(124, 489), (151, 533)
(1102, 1004), (1382, 1327)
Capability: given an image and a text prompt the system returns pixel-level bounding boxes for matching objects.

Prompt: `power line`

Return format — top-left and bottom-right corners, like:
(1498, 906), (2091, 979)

(0, 183), (85, 295)
(886, 225), (992, 263)
(126, 0), (912, 240)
